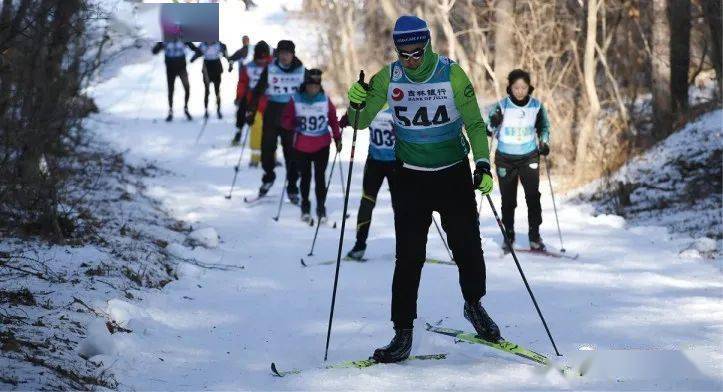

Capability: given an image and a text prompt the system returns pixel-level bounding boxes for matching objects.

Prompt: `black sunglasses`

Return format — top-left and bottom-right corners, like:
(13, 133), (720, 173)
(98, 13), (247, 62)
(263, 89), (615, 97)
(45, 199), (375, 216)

(398, 47), (425, 60)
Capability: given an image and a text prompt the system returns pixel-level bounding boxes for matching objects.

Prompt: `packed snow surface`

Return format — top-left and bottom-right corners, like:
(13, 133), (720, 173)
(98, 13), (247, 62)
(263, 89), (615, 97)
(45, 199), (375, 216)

(78, 1), (722, 389)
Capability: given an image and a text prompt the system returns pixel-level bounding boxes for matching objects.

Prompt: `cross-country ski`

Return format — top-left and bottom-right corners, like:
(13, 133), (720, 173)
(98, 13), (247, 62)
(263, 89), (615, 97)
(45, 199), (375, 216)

(270, 353), (447, 377)
(425, 323), (578, 376)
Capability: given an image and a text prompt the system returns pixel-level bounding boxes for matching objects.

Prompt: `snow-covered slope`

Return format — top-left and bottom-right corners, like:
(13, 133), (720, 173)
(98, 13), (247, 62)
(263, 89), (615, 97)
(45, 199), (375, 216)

(577, 109), (722, 257)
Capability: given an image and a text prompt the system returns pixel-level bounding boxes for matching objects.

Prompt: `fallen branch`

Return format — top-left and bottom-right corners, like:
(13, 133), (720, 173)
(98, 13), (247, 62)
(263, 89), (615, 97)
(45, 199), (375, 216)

(168, 254), (245, 272)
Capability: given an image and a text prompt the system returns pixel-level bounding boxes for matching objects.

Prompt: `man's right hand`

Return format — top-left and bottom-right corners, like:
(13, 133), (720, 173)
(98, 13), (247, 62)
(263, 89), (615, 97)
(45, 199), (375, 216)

(347, 82), (368, 106)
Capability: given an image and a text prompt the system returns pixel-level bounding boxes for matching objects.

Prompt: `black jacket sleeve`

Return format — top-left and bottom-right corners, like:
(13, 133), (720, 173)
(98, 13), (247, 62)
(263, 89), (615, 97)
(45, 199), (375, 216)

(249, 65), (269, 109)
(152, 42), (164, 55)
(228, 45), (249, 62)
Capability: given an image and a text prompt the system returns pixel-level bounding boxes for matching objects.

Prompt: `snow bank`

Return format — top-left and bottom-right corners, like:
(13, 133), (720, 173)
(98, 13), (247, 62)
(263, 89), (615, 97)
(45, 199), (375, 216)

(577, 109), (722, 254)
(78, 319), (116, 359)
(187, 227), (220, 248)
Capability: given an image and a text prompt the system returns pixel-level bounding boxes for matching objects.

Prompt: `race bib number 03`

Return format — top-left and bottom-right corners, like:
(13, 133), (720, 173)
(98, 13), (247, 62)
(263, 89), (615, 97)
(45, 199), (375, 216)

(370, 127), (395, 148)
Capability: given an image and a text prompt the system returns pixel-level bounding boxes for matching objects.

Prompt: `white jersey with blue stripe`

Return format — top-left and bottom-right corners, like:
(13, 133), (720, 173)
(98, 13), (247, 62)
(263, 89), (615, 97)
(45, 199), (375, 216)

(164, 40), (187, 59)
(495, 97), (541, 156)
(292, 92), (329, 137)
(265, 63), (305, 104)
(367, 107), (396, 162)
(386, 55), (462, 146)
(198, 42), (223, 60)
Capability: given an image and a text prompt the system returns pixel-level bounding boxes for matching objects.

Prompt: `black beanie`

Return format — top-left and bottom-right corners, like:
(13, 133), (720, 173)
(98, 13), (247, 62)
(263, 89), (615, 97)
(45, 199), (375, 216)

(254, 40), (270, 59)
(507, 69), (531, 85)
(277, 40), (295, 54)
(305, 69), (322, 85)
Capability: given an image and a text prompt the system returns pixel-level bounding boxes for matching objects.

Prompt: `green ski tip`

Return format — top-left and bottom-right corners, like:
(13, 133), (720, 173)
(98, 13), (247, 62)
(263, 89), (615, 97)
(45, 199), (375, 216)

(425, 323), (580, 376)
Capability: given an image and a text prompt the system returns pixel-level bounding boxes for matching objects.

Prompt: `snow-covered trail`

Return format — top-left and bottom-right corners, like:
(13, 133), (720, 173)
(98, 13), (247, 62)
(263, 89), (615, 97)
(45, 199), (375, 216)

(84, 5), (722, 391)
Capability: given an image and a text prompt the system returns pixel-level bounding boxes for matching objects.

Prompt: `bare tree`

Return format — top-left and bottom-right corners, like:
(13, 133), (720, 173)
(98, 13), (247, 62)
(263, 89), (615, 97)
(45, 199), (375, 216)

(670, 0), (691, 113)
(493, 0), (515, 94)
(574, 0), (602, 182)
(703, 0), (722, 97)
(651, 0), (673, 138)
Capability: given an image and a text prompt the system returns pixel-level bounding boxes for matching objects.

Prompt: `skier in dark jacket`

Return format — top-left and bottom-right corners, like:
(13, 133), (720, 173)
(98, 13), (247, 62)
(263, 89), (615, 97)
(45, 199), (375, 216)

(228, 35), (251, 70)
(191, 41), (229, 119)
(342, 106), (397, 261)
(151, 38), (197, 122)
(232, 40), (271, 149)
(487, 69), (551, 253)
(247, 40), (306, 203)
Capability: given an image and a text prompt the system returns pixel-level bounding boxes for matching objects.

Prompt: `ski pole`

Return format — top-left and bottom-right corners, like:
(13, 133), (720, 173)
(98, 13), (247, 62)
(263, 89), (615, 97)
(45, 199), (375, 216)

(324, 71), (367, 362)
(485, 193), (561, 356)
(338, 159), (346, 193)
(306, 150), (340, 257)
(195, 62), (210, 144)
(195, 117), (208, 144)
(542, 156), (565, 253)
(272, 180), (288, 221)
(225, 124), (251, 200)
(432, 214), (453, 261)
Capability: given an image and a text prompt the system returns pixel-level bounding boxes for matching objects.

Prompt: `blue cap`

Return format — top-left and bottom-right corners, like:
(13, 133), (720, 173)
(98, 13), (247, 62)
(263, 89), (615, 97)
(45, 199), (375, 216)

(392, 16), (430, 47)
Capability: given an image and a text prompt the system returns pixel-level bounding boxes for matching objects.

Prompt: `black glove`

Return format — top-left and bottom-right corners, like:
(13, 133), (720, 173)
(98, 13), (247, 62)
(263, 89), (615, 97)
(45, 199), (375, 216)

(245, 110), (256, 126)
(339, 114), (349, 129)
(486, 129), (493, 137)
(539, 142), (550, 156)
(490, 108), (503, 128)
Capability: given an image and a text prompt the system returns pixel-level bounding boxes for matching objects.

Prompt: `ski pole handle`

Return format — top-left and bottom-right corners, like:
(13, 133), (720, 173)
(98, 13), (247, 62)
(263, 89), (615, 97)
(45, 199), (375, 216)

(349, 71), (368, 111)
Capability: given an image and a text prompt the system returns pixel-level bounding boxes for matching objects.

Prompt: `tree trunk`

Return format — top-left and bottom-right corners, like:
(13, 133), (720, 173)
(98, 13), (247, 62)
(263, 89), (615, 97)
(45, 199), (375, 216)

(493, 0), (515, 95)
(574, 0), (601, 183)
(703, 0), (722, 97)
(651, 0), (673, 139)
(669, 0), (691, 114)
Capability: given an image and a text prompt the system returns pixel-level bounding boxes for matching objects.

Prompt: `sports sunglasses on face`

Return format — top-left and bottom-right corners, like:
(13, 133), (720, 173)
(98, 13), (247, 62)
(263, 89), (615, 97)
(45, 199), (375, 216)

(398, 47), (425, 60)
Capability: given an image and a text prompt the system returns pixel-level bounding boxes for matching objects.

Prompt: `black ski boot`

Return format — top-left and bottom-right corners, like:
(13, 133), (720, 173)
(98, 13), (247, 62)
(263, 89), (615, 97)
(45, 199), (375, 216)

(259, 181), (273, 197)
(301, 200), (314, 224)
(288, 191), (300, 205)
(231, 131), (242, 146)
(346, 242), (366, 261)
(317, 207), (327, 225)
(165, 110), (173, 122)
(464, 301), (501, 342)
(217, 108), (223, 119)
(372, 328), (413, 363)
(502, 231), (515, 254)
(529, 231), (546, 252)
(184, 107), (192, 121)
(204, 109), (210, 120)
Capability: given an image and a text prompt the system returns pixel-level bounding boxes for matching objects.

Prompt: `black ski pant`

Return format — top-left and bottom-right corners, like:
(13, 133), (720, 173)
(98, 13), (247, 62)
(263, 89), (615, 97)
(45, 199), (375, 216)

(165, 59), (189, 110)
(203, 60), (222, 111)
(235, 97), (247, 130)
(392, 161), (486, 329)
(355, 158), (397, 246)
(261, 102), (299, 194)
(495, 151), (542, 241)
(297, 146), (330, 216)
